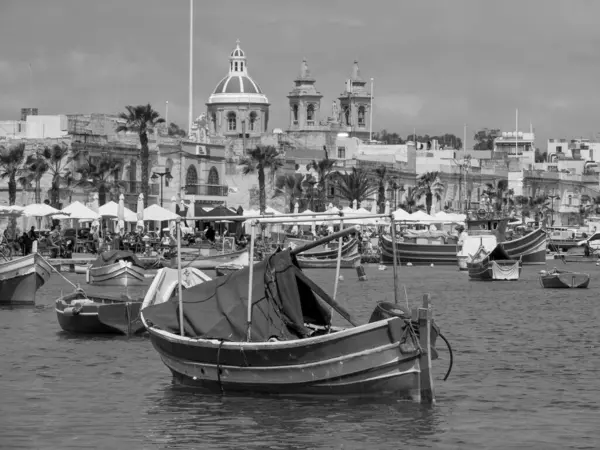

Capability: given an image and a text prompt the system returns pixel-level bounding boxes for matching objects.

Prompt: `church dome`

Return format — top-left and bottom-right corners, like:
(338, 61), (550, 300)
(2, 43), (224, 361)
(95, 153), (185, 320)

(208, 40), (269, 105)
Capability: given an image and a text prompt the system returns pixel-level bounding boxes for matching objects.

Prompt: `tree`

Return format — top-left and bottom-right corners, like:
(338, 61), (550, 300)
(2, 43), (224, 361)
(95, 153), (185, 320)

(76, 155), (124, 205)
(273, 173), (304, 212)
(23, 152), (49, 204)
(398, 185), (418, 213)
(415, 171), (445, 214)
(473, 128), (501, 150)
(33, 144), (73, 208)
(239, 145), (284, 214)
(0, 143), (26, 207)
(0, 143), (26, 242)
(306, 157), (336, 211)
(116, 104), (165, 208)
(335, 167), (377, 207)
(534, 148), (547, 163)
(168, 122), (187, 137)
(483, 179), (508, 212)
(374, 165), (388, 213)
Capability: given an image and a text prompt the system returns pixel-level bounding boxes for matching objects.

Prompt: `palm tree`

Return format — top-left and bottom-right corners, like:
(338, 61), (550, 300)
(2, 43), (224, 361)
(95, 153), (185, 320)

(23, 152), (49, 204)
(76, 155), (124, 205)
(400, 186), (418, 213)
(335, 167), (377, 207)
(38, 144), (73, 208)
(0, 143), (26, 240)
(306, 157), (336, 211)
(374, 165), (388, 213)
(239, 145), (284, 214)
(0, 143), (26, 206)
(116, 104), (165, 208)
(273, 173), (304, 212)
(415, 171), (445, 214)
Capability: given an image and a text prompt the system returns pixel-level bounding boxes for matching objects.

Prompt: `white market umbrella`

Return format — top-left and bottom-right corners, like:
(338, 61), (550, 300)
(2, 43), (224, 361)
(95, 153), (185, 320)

(24, 203), (61, 217)
(98, 201), (138, 222)
(143, 204), (180, 221)
(392, 207), (411, 221)
(136, 194), (144, 230)
(56, 201), (99, 220)
(115, 194), (125, 235)
(352, 199), (358, 210)
(409, 210), (435, 222)
(371, 201), (378, 214)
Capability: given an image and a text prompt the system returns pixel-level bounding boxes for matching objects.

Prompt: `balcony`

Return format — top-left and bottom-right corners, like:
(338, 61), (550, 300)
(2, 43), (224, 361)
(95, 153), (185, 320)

(185, 184), (229, 196)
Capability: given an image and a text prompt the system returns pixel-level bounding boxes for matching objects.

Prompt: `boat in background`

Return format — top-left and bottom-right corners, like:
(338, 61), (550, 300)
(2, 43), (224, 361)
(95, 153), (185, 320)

(179, 249), (249, 270)
(297, 252), (361, 269)
(87, 250), (146, 287)
(457, 235), (497, 270)
(381, 212), (546, 266)
(288, 238), (358, 259)
(467, 244), (522, 281)
(215, 263), (244, 277)
(0, 253), (53, 305)
(539, 268), (590, 288)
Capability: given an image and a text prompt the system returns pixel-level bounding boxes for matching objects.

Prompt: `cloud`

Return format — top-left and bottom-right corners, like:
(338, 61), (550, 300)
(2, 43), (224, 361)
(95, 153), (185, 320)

(375, 94), (424, 119)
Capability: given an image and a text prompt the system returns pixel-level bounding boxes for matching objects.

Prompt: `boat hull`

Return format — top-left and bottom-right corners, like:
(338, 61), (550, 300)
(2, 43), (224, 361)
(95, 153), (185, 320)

(0, 253), (53, 305)
(88, 261), (145, 287)
(540, 272), (590, 288)
(180, 250), (249, 270)
(468, 260), (521, 281)
(215, 264), (244, 277)
(55, 292), (144, 334)
(296, 253), (361, 269)
(300, 239), (358, 259)
(145, 317), (426, 399)
(381, 228), (546, 266)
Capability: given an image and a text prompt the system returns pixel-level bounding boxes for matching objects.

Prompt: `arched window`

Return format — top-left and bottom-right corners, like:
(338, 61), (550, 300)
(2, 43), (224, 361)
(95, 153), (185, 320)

(186, 165), (198, 187)
(240, 62), (244, 71)
(227, 112), (236, 131)
(568, 194), (572, 205)
(249, 111), (257, 131)
(292, 104), (298, 124)
(358, 106), (365, 127)
(234, 62), (238, 71)
(208, 166), (220, 195)
(307, 104), (315, 125)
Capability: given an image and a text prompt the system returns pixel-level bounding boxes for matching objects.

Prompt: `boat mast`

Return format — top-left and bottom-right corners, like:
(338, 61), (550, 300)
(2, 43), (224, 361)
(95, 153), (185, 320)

(188, 0), (194, 135)
(176, 217), (184, 336)
(390, 215), (399, 305)
(246, 222), (257, 341)
(331, 218), (345, 326)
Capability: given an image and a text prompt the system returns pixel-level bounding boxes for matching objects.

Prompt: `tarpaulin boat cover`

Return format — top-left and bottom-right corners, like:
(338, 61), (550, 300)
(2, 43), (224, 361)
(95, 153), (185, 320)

(487, 244), (512, 261)
(91, 250), (142, 268)
(142, 251), (332, 341)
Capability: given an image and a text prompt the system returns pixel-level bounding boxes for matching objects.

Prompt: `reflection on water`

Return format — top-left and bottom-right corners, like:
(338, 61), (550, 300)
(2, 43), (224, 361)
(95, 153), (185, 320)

(0, 266), (599, 449)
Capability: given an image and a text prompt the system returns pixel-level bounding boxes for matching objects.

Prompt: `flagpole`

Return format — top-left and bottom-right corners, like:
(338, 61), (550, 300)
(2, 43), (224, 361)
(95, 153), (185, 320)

(188, 0), (194, 136)
(369, 78), (374, 141)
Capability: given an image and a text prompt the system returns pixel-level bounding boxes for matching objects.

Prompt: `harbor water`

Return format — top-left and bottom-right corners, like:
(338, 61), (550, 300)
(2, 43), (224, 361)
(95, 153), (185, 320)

(1, 262), (599, 449)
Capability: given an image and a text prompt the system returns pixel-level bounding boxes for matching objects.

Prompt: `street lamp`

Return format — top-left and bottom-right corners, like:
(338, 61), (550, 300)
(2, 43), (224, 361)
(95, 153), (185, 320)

(151, 169), (173, 207)
(398, 185), (406, 210)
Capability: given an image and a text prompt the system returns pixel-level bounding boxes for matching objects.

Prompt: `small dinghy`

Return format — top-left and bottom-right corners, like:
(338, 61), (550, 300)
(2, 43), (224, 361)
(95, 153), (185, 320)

(539, 268), (590, 288)
(87, 250), (145, 287)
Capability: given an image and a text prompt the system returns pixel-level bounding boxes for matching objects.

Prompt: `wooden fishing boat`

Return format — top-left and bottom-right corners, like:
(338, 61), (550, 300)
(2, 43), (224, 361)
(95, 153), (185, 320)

(215, 263), (244, 277)
(457, 235), (497, 271)
(293, 238), (358, 259)
(467, 245), (522, 281)
(0, 253), (53, 305)
(55, 290), (145, 335)
(141, 233), (448, 402)
(180, 249), (249, 270)
(87, 250), (146, 287)
(296, 252), (361, 269)
(74, 263), (91, 274)
(381, 215), (546, 266)
(539, 268), (590, 288)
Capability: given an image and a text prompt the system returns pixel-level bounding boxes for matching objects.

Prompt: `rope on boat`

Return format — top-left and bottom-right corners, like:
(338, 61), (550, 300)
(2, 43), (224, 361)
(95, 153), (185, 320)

(216, 340), (225, 395)
(439, 331), (453, 381)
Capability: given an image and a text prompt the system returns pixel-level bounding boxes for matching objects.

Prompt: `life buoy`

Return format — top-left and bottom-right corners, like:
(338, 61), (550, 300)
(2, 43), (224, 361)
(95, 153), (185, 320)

(477, 209), (487, 219)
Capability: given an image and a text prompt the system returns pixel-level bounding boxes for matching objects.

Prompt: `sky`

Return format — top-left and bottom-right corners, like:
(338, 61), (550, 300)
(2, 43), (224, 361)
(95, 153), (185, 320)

(1, 0), (600, 147)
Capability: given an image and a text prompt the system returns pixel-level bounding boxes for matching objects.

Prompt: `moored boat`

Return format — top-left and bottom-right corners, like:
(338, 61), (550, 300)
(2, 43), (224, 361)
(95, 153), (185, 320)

(0, 253), (53, 305)
(141, 243), (448, 401)
(180, 249), (249, 270)
(296, 252), (361, 269)
(215, 263), (244, 277)
(467, 244), (522, 281)
(457, 235), (497, 271)
(87, 250), (146, 287)
(539, 268), (590, 288)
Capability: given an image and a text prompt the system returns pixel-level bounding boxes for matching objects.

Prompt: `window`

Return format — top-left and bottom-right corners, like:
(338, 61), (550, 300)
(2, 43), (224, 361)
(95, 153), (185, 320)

(557, 146), (562, 153)
(211, 113), (217, 133)
(337, 146), (346, 159)
(186, 165), (198, 186)
(307, 104), (314, 125)
(240, 62), (244, 71)
(227, 112), (236, 131)
(292, 104), (298, 124)
(234, 62), (238, 71)
(249, 111), (257, 131)
(568, 195), (572, 205)
(358, 106), (365, 127)
(208, 166), (220, 196)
